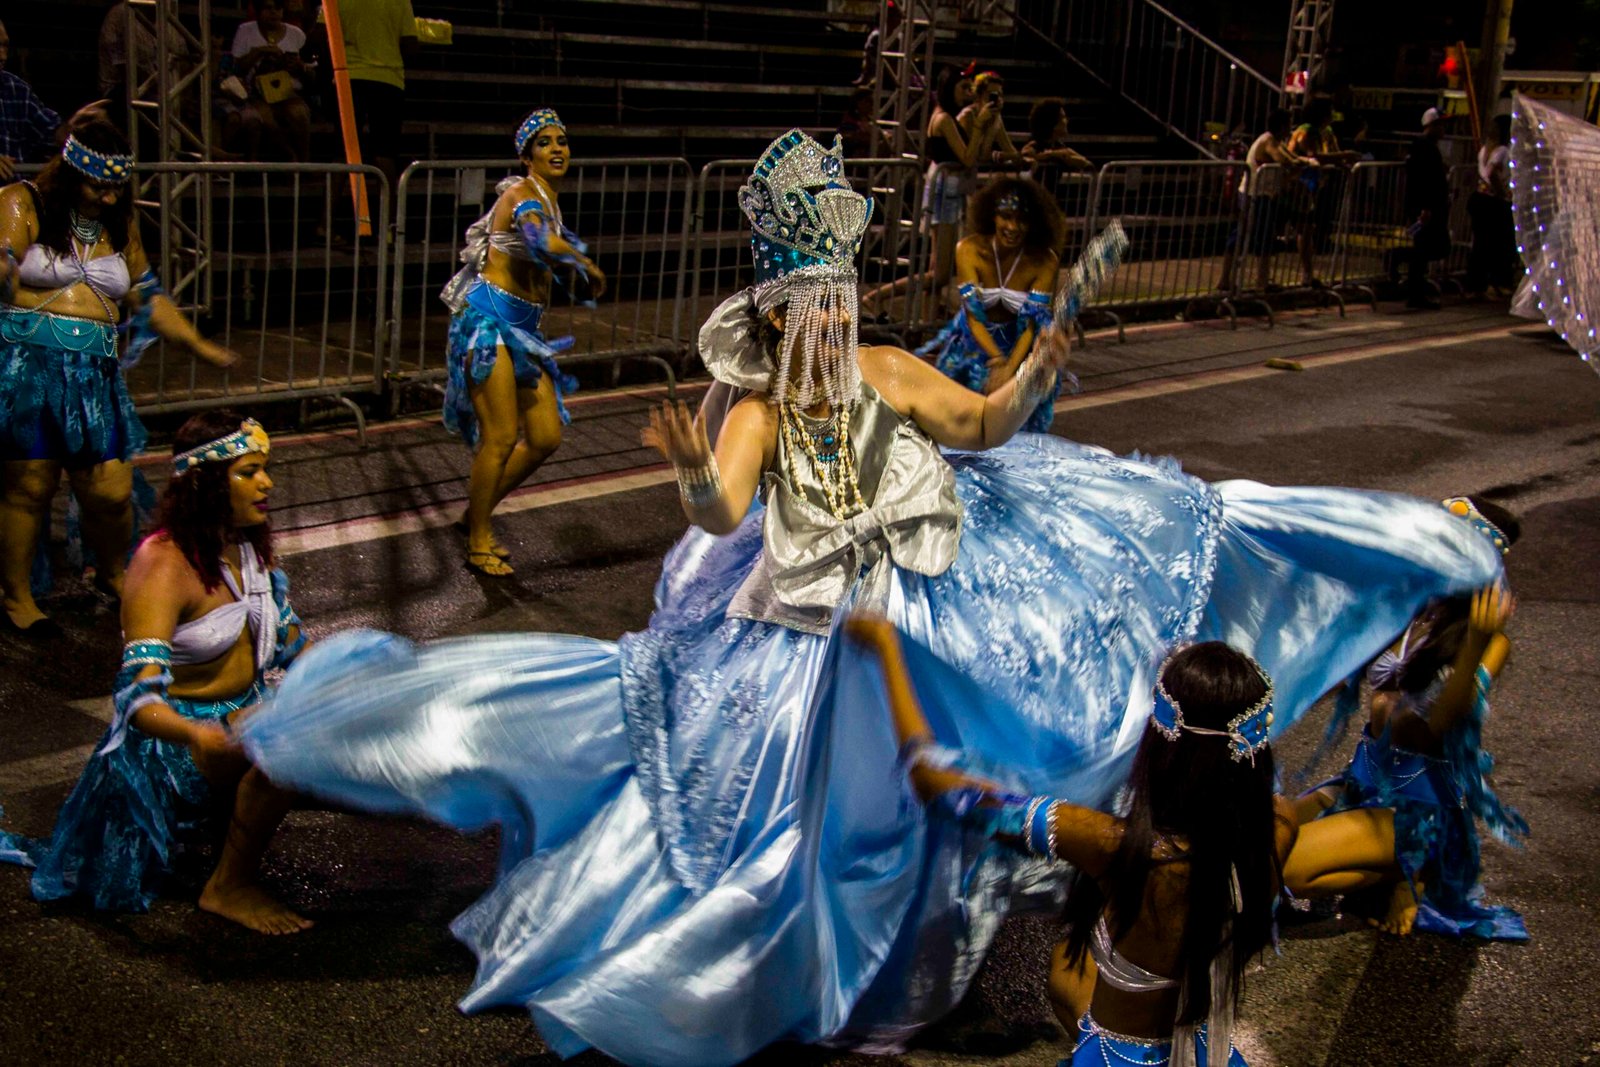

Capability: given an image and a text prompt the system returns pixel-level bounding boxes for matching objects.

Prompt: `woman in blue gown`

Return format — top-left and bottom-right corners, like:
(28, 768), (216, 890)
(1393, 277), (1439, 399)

(239, 131), (1503, 1067)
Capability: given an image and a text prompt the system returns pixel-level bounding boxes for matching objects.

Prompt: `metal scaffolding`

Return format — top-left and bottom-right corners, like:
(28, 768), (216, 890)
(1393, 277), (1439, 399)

(122, 0), (213, 313)
(1281, 0), (1335, 103)
(867, 0), (940, 323)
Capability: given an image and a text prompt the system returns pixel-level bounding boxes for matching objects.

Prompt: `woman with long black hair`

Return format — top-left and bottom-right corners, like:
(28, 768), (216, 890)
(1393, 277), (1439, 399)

(0, 409), (311, 934)
(847, 616), (1295, 1066)
(0, 115), (236, 635)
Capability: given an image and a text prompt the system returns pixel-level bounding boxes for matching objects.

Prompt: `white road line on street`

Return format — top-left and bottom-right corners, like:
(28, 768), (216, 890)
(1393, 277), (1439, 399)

(274, 466), (676, 558)
(1059, 324), (1517, 411)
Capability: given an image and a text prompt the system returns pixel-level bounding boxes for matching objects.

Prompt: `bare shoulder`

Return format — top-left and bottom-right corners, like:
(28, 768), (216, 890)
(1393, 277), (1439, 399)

(726, 391), (777, 430)
(0, 181), (35, 212)
(126, 533), (195, 590)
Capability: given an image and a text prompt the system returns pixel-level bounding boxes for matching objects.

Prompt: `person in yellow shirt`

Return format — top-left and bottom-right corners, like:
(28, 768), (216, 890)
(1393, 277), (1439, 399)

(337, 0), (416, 184)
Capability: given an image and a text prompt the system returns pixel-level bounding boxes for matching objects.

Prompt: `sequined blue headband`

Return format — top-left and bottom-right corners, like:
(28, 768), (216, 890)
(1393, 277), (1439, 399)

(1149, 648), (1275, 763)
(172, 419), (270, 476)
(515, 109), (565, 155)
(995, 193), (1023, 214)
(62, 135), (134, 184)
(1441, 497), (1510, 555)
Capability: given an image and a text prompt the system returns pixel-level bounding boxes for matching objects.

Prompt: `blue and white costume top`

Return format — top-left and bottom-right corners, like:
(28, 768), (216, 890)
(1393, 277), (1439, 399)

(0, 191), (158, 465)
(0, 542), (307, 911)
(919, 247), (1062, 433)
(440, 174), (588, 445)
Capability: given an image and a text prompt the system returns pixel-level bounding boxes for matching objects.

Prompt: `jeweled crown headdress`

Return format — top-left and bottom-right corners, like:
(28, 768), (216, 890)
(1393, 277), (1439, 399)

(173, 419), (271, 476)
(1149, 647), (1275, 763)
(515, 109), (565, 156)
(1441, 496), (1510, 555)
(738, 131), (873, 408)
(63, 135), (134, 184)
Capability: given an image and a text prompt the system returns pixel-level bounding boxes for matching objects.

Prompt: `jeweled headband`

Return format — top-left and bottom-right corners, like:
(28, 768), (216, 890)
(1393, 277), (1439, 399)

(172, 419), (271, 476)
(515, 109), (565, 155)
(1441, 496), (1510, 555)
(1149, 647), (1275, 763)
(63, 135), (134, 184)
(995, 192), (1023, 214)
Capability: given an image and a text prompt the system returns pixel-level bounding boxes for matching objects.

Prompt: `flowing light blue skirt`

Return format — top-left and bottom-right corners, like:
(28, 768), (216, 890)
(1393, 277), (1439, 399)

(443, 281), (578, 446)
(241, 435), (1501, 1066)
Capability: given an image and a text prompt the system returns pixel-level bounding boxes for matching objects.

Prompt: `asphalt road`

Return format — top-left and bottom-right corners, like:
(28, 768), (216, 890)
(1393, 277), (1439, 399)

(1, 306), (1596, 1067)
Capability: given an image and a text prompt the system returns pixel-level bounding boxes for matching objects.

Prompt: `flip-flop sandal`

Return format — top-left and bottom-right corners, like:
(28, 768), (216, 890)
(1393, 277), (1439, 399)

(453, 519), (511, 559)
(466, 551), (514, 578)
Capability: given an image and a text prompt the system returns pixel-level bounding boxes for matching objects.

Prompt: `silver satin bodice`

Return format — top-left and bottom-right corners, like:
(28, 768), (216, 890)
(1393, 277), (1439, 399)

(726, 382), (963, 634)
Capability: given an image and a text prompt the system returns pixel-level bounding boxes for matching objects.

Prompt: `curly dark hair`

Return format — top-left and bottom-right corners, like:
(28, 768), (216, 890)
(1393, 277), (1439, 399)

(31, 116), (135, 256)
(968, 176), (1065, 255)
(1061, 642), (1282, 1032)
(153, 409), (273, 592)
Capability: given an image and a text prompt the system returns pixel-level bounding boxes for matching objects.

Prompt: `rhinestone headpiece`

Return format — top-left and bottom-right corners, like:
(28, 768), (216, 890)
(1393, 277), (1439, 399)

(1149, 647), (1275, 764)
(995, 192), (1023, 214)
(515, 109), (565, 156)
(1441, 496), (1510, 555)
(173, 419), (271, 476)
(739, 130), (872, 286)
(62, 135), (134, 184)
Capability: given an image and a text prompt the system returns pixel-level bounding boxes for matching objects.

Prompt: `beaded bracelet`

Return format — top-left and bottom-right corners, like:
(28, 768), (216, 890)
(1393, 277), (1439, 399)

(1026, 796), (1058, 858)
(677, 457), (723, 510)
(1007, 350), (1057, 414)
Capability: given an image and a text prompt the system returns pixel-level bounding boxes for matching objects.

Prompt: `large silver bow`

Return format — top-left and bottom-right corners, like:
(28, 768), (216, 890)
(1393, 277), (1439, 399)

(760, 429), (961, 613)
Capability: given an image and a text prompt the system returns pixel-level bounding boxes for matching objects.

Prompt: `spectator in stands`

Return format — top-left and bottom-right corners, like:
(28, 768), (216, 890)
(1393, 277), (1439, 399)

(853, 0), (901, 88)
(837, 87), (875, 158)
(98, 1), (193, 109)
(1022, 97), (1093, 195)
(919, 176), (1065, 432)
(957, 71), (1024, 166)
(1466, 114), (1517, 298)
(230, 0), (314, 162)
(1217, 108), (1314, 294)
(1403, 107), (1451, 311)
(0, 20), (65, 179)
(1287, 98), (1359, 288)
(922, 65), (1004, 308)
(336, 0), (417, 186)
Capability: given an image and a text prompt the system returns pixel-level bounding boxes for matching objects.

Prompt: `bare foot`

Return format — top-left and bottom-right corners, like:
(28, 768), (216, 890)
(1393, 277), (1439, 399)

(1368, 878), (1421, 936)
(199, 879), (313, 935)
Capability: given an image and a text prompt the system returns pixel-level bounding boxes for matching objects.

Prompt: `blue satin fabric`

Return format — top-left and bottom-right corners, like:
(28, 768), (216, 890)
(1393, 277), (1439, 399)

(240, 436), (1500, 1066)
(443, 280), (579, 446)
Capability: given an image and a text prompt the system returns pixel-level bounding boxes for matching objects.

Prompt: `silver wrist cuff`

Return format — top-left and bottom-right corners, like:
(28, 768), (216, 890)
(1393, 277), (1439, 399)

(677, 457), (723, 510)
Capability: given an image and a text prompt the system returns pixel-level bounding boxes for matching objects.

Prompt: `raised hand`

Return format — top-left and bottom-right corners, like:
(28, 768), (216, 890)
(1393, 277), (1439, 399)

(1469, 580), (1516, 636)
(641, 399), (711, 470)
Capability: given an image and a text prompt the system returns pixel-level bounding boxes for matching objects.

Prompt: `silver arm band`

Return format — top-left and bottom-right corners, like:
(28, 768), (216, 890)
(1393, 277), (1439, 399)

(677, 457), (723, 510)
(1006, 349), (1058, 414)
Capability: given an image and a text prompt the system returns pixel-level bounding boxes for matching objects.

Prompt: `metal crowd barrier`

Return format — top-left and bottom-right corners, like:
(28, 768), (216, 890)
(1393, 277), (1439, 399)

(690, 157), (926, 354)
(388, 157), (692, 410)
(1328, 161), (1408, 300)
(5, 149), (1498, 433)
(129, 162), (390, 426)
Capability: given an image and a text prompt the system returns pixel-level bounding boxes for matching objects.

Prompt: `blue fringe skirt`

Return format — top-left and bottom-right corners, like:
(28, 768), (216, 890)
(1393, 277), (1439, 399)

(0, 684), (261, 912)
(444, 281), (578, 446)
(0, 306), (146, 466)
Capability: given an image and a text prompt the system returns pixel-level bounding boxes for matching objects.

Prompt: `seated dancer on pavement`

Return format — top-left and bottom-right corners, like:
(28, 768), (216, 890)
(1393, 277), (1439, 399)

(0, 116), (238, 636)
(0, 411), (312, 934)
(919, 176), (1064, 432)
(440, 107), (606, 577)
(1285, 498), (1528, 939)
(848, 616), (1294, 1067)
(239, 131), (1500, 1067)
